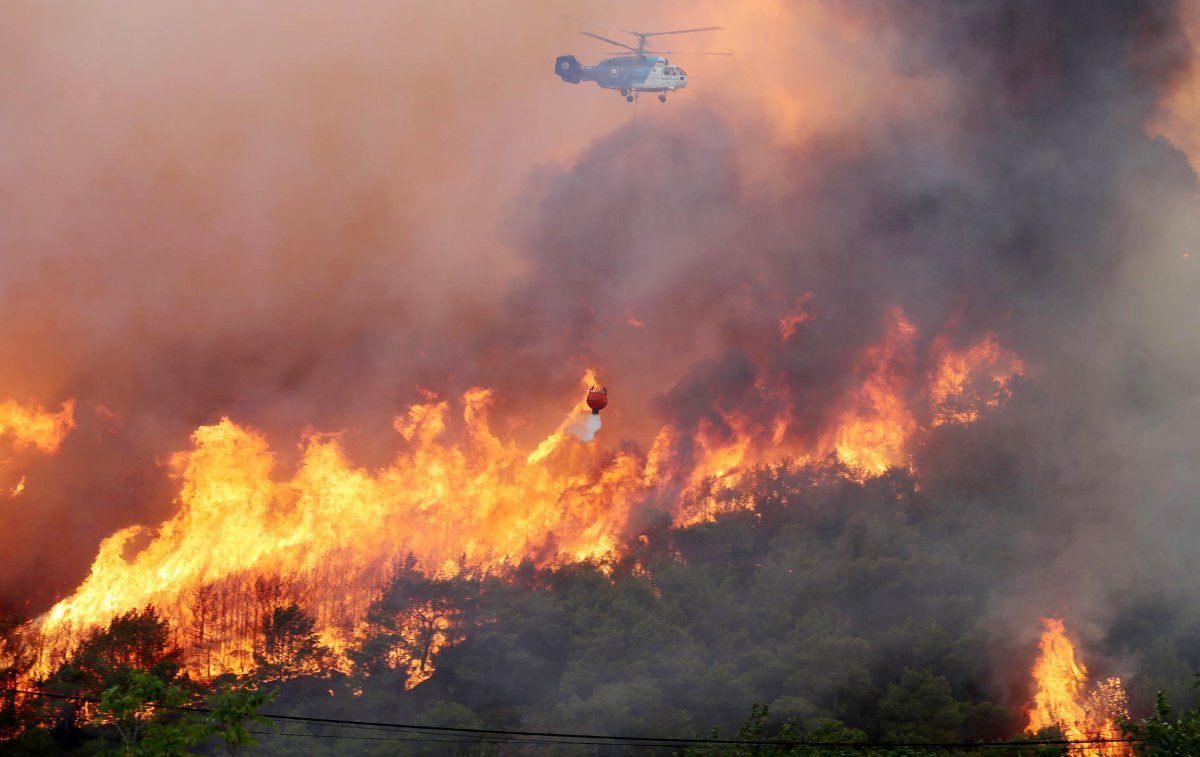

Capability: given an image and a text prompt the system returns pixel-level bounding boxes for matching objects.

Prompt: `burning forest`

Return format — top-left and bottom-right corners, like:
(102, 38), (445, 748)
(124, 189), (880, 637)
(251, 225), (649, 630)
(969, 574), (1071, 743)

(2, 0), (1200, 754)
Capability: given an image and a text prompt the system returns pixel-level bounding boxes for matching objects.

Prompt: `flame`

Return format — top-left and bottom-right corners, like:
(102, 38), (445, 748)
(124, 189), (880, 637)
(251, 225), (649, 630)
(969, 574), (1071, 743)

(779, 293), (814, 342)
(930, 333), (1024, 425)
(527, 369), (599, 464)
(0, 400), (75, 454)
(819, 308), (918, 477)
(1026, 618), (1130, 757)
(0, 399), (74, 499)
(663, 310), (1023, 519)
(27, 310), (1025, 685)
(30, 380), (642, 681)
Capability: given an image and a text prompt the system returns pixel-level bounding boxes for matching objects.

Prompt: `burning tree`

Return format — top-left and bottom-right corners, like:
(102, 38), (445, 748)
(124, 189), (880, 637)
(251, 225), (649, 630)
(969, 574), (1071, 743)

(1027, 619), (1131, 757)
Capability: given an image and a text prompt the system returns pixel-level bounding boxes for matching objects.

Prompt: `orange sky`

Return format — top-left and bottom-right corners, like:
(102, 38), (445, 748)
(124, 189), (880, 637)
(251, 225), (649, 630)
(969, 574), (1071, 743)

(1151, 0), (1200, 172)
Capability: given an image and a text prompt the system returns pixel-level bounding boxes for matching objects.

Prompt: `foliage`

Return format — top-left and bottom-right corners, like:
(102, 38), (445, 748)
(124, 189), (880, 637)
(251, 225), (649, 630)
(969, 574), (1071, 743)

(253, 603), (330, 682)
(33, 606), (184, 747)
(8, 462), (1200, 753)
(351, 554), (482, 680)
(204, 680), (278, 756)
(93, 667), (206, 756)
(1124, 678), (1200, 757)
(44, 607), (181, 699)
(878, 668), (965, 743)
(677, 702), (979, 757)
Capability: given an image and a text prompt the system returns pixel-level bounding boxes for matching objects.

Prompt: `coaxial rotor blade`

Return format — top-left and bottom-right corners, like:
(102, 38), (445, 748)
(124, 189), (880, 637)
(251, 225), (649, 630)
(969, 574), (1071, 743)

(580, 31), (638, 52)
(635, 26), (724, 38)
(562, 16), (631, 34)
(645, 50), (733, 56)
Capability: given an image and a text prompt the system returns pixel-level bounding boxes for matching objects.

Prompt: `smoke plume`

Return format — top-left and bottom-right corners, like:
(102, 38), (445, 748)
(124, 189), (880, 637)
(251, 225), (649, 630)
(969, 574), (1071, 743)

(1, 1), (1198, 710)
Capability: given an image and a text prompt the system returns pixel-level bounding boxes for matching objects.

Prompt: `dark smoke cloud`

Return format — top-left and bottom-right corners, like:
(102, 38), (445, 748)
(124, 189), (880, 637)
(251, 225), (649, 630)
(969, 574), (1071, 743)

(1, 0), (1198, 697)
(489, 0), (1200, 659)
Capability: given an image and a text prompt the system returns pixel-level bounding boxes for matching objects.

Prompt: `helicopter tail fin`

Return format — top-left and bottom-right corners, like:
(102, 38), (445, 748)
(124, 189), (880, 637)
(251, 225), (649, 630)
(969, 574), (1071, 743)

(555, 55), (582, 84)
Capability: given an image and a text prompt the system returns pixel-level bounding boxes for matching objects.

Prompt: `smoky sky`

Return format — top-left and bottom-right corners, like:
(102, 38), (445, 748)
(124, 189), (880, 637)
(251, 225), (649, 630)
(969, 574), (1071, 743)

(1, 0), (1198, 655)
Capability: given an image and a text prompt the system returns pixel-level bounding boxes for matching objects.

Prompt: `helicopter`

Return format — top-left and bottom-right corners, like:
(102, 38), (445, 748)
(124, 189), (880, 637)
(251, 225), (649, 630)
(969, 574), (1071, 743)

(555, 25), (729, 103)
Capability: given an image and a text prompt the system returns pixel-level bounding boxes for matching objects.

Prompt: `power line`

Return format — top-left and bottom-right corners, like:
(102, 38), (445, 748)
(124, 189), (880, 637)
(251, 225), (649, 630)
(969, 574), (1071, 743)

(4, 687), (1141, 751)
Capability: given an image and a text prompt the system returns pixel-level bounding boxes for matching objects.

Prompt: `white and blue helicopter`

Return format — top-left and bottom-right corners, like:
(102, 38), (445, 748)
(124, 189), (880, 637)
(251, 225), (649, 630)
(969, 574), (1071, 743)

(555, 25), (729, 103)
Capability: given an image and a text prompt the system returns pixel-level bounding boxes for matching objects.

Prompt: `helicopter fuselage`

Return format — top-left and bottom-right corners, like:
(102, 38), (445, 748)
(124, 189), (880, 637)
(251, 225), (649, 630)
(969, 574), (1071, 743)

(555, 54), (688, 95)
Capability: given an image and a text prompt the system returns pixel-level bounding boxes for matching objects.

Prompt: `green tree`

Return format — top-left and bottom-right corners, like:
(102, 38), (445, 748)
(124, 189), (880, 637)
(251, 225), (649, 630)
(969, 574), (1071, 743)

(253, 603), (330, 681)
(776, 609), (874, 720)
(204, 680), (277, 756)
(44, 606), (180, 698)
(412, 701), (483, 757)
(93, 667), (206, 756)
(878, 668), (966, 743)
(1123, 678), (1200, 757)
(354, 555), (480, 678)
(679, 703), (871, 757)
(39, 607), (183, 744)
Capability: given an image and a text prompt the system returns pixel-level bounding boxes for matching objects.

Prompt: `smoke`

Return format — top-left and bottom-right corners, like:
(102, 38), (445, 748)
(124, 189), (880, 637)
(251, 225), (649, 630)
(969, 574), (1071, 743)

(567, 413), (603, 442)
(483, 0), (1200, 676)
(0, 0), (625, 608)
(1, 1), (1198, 712)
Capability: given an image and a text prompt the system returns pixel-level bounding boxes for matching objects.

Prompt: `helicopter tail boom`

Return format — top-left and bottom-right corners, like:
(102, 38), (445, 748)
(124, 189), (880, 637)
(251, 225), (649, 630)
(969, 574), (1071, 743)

(555, 55), (583, 84)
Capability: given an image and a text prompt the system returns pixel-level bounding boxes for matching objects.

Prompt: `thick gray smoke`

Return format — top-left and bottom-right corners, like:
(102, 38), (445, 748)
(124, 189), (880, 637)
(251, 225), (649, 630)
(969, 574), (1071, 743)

(0, 0), (1197, 693)
(487, 0), (1200, 665)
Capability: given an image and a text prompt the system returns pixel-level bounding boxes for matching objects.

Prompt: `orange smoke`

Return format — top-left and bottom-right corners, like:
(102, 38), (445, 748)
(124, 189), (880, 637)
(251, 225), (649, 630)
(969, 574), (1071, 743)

(684, 0), (950, 148)
(1148, 0), (1200, 174)
(1026, 618), (1131, 757)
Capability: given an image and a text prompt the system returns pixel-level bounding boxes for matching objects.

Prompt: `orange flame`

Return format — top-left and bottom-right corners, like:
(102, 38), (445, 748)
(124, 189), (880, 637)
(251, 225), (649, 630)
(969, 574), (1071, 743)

(0, 399), (74, 454)
(0, 399), (74, 499)
(779, 293), (814, 342)
(930, 333), (1024, 426)
(819, 308), (918, 477)
(27, 310), (1025, 685)
(1026, 618), (1130, 757)
(30, 381), (641, 681)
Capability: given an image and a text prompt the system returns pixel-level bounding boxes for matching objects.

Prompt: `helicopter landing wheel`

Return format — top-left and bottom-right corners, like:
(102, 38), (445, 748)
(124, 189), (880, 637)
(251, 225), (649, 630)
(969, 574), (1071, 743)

(658, 94), (666, 103)
(620, 89), (629, 97)
(626, 94), (634, 102)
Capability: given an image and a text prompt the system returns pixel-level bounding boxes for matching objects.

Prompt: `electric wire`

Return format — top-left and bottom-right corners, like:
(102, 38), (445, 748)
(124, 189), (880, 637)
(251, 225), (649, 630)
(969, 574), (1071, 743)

(5, 687), (1141, 751)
